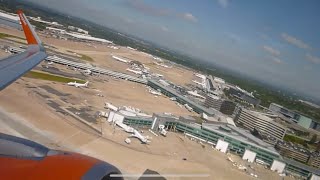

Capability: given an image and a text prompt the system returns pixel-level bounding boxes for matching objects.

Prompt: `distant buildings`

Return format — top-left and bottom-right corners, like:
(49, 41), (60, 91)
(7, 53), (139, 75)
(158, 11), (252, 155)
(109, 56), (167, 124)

(120, 111), (320, 178)
(147, 79), (216, 116)
(309, 152), (320, 169)
(220, 100), (238, 116)
(235, 108), (287, 140)
(275, 142), (310, 164)
(68, 25), (89, 35)
(269, 103), (296, 119)
(203, 95), (237, 116)
(276, 141), (320, 169)
(204, 94), (222, 110)
(269, 103), (320, 131)
(227, 87), (261, 106)
(30, 16), (63, 27)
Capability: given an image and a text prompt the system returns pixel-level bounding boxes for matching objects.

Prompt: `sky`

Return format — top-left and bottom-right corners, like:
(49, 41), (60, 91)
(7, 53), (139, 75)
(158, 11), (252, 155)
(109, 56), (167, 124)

(25, 0), (320, 100)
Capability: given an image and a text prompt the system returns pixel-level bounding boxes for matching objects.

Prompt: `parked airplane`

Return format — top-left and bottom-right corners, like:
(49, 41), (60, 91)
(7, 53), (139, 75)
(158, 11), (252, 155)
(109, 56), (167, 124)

(170, 97), (177, 101)
(126, 68), (142, 75)
(111, 55), (128, 63)
(154, 62), (171, 68)
(105, 102), (118, 111)
(149, 89), (161, 96)
(152, 73), (163, 78)
(184, 104), (193, 112)
(67, 81), (89, 87)
(130, 129), (149, 144)
(82, 69), (92, 75)
(115, 120), (135, 133)
(0, 10), (123, 179)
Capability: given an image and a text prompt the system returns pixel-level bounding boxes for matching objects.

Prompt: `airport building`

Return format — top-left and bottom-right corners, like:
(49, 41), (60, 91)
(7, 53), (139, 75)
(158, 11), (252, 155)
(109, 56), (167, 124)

(269, 103), (297, 119)
(123, 116), (153, 129)
(235, 109), (287, 140)
(310, 121), (320, 131)
(275, 143), (310, 164)
(147, 79), (215, 116)
(269, 103), (320, 131)
(284, 158), (320, 178)
(227, 87), (261, 106)
(220, 100), (237, 115)
(204, 94), (222, 110)
(122, 113), (281, 165)
(297, 115), (314, 129)
(309, 154), (320, 169)
(120, 113), (320, 178)
(204, 95), (237, 116)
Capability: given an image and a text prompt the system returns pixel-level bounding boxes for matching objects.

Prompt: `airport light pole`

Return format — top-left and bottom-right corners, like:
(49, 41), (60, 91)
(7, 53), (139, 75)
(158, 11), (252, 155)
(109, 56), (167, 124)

(100, 117), (104, 136)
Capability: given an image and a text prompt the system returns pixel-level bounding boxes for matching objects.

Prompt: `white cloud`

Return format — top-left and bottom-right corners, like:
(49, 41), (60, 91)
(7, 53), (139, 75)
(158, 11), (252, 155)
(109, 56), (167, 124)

(306, 53), (320, 64)
(218, 0), (229, 8)
(124, 17), (134, 24)
(181, 13), (198, 23)
(263, 45), (280, 56)
(281, 33), (310, 49)
(258, 33), (270, 40)
(160, 25), (169, 32)
(127, 0), (171, 17)
(127, 0), (198, 23)
(271, 56), (283, 64)
(225, 32), (242, 43)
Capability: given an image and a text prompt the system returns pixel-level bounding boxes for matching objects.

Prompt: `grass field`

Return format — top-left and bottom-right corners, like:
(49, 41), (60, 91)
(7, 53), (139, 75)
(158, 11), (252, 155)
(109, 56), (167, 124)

(0, 32), (27, 45)
(66, 50), (94, 62)
(80, 54), (94, 62)
(24, 71), (86, 83)
(0, 32), (25, 40)
(284, 134), (307, 144)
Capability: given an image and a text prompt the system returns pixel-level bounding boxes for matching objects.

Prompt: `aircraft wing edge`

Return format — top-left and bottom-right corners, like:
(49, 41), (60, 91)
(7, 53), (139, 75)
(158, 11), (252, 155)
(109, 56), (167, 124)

(0, 10), (47, 90)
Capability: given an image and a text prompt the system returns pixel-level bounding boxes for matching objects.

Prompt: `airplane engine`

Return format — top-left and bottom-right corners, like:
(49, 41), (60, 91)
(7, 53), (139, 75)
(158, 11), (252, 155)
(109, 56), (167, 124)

(0, 133), (123, 180)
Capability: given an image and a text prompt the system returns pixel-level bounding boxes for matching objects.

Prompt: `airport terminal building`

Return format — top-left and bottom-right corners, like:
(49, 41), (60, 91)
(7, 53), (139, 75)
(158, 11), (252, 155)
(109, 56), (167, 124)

(147, 79), (215, 116)
(120, 113), (320, 178)
(235, 108), (287, 140)
(269, 103), (320, 131)
(123, 114), (280, 164)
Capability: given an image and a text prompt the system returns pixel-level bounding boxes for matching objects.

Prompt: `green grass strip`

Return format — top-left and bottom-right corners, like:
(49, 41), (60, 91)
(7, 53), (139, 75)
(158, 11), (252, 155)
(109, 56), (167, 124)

(0, 32), (25, 40)
(24, 71), (86, 83)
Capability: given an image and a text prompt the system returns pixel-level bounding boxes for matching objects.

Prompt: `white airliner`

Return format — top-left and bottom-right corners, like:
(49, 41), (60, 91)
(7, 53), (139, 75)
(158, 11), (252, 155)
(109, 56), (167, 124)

(112, 55), (128, 63)
(154, 62), (171, 68)
(105, 102), (118, 111)
(67, 81), (89, 87)
(82, 69), (92, 75)
(130, 129), (149, 144)
(184, 104), (193, 112)
(152, 73), (163, 78)
(149, 89), (161, 96)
